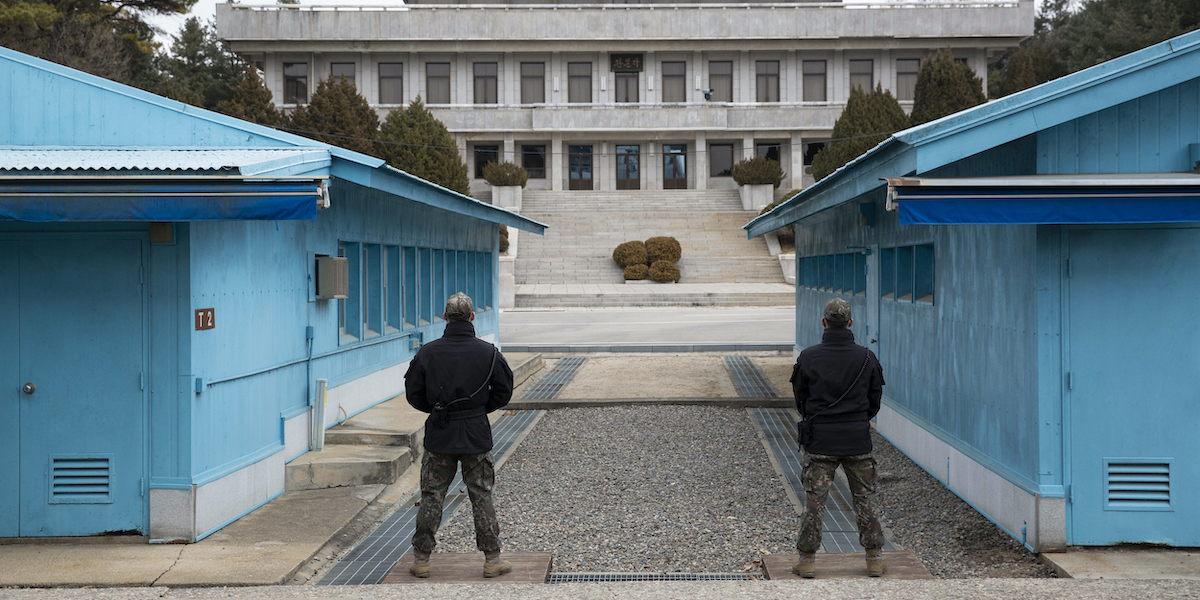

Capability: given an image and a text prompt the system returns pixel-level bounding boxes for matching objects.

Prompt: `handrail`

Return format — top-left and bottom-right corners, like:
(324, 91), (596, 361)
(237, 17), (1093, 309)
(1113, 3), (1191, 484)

(205, 330), (415, 387)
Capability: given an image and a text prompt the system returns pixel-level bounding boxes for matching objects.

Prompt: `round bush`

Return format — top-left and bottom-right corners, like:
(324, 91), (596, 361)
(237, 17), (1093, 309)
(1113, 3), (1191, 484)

(731, 156), (784, 187)
(612, 241), (648, 267)
(623, 264), (649, 280)
(648, 260), (681, 283)
(482, 161), (529, 188)
(499, 224), (510, 254)
(645, 236), (682, 264)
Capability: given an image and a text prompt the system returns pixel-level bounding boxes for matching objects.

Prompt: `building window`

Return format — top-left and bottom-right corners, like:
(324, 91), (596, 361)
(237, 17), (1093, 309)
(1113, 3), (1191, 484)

(854, 252), (866, 296)
(433, 250), (445, 322)
(379, 62), (404, 104)
(419, 248), (433, 325)
(897, 59), (920, 102)
(755, 142), (780, 163)
(342, 242), (362, 342)
(283, 62), (308, 104)
(330, 62), (355, 88)
(403, 247), (418, 329)
(474, 145), (499, 178)
(364, 244), (380, 338)
(661, 61), (686, 103)
(710, 143), (733, 177)
(568, 62), (592, 103)
(426, 62), (451, 104)
(615, 72), (638, 103)
(914, 244), (934, 303)
(522, 145), (546, 179)
(849, 59), (873, 92)
(474, 62), (498, 104)
(709, 61), (732, 102)
(802, 60), (826, 102)
(756, 60), (779, 103)
(386, 245), (401, 332)
(880, 247), (895, 299)
(521, 62), (545, 104)
(895, 245), (914, 301)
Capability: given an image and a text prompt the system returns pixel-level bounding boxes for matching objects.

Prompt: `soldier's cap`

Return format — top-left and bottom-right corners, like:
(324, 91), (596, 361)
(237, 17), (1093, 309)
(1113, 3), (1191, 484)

(823, 298), (852, 323)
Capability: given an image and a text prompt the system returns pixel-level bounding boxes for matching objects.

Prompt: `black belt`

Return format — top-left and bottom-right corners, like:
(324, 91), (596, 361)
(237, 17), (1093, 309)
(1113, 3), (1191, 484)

(811, 411), (868, 424)
(447, 408), (487, 421)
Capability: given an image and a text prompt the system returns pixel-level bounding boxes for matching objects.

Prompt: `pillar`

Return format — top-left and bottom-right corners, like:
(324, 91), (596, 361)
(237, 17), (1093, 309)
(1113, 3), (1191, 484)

(695, 131), (708, 190)
(503, 133), (515, 164)
(551, 133), (564, 191)
(790, 130), (805, 190)
(743, 132), (755, 160)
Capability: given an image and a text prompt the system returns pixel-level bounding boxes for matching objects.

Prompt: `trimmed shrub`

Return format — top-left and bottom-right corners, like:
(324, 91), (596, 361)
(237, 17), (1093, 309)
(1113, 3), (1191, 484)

(482, 161), (529, 188)
(644, 236), (682, 264)
(499, 224), (510, 254)
(648, 260), (682, 283)
(612, 241), (648, 268)
(731, 157), (784, 187)
(623, 264), (649, 280)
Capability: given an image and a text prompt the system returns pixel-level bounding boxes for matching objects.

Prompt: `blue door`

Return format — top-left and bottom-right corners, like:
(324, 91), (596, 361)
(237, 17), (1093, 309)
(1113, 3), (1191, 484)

(1067, 227), (1200, 545)
(0, 242), (20, 537)
(6, 238), (147, 537)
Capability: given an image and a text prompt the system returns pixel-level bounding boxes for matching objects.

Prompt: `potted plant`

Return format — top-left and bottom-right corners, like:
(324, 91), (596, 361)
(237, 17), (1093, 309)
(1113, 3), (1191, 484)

(482, 161), (528, 210)
(732, 156), (784, 211)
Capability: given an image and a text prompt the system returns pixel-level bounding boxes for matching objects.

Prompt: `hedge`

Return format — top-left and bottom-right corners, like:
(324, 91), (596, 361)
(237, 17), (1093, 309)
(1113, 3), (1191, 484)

(612, 240), (648, 267)
(623, 264), (649, 280)
(482, 161), (529, 188)
(645, 236), (682, 264)
(648, 260), (682, 283)
(731, 156), (784, 187)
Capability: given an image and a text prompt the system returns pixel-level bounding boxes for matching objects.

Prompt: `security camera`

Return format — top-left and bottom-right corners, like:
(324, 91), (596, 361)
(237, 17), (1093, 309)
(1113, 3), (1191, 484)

(702, 89), (714, 101)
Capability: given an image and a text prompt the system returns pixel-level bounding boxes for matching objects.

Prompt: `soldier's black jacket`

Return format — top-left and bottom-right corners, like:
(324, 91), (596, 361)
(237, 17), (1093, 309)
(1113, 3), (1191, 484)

(790, 327), (885, 456)
(405, 320), (514, 455)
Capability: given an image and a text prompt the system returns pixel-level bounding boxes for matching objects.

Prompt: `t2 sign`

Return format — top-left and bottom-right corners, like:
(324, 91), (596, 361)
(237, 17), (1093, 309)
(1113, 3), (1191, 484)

(195, 308), (215, 331)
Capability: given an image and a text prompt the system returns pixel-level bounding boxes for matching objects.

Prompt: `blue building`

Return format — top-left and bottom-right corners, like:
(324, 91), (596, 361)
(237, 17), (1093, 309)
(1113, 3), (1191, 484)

(747, 31), (1200, 550)
(0, 48), (544, 542)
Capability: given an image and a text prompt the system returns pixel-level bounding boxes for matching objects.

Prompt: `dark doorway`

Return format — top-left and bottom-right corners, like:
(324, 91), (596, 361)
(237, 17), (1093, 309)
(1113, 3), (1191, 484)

(616, 145), (640, 190)
(663, 144), (687, 189)
(569, 145), (593, 190)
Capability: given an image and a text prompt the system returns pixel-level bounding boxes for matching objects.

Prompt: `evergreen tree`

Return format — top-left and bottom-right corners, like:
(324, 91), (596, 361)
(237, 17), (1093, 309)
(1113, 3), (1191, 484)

(909, 48), (987, 127)
(375, 97), (471, 196)
(810, 85), (909, 182)
(287, 75), (379, 156)
(216, 66), (283, 126)
(155, 18), (245, 109)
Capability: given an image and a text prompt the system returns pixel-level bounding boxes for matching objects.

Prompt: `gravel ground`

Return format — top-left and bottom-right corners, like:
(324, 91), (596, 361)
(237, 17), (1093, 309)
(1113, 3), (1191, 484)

(435, 406), (797, 572)
(871, 430), (1058, 579)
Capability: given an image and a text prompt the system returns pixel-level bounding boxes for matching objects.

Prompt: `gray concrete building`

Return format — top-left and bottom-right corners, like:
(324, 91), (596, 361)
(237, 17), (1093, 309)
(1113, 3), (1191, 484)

(216, 0), (1033, 197)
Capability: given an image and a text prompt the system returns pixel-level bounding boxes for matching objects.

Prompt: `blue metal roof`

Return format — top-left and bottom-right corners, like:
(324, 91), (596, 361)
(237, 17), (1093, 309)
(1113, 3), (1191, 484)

(0, 147), (332, 177)
(745, 28), (1200, 237)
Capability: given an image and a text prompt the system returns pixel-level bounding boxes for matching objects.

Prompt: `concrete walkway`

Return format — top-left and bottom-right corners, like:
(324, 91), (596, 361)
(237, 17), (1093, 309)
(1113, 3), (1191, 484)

(1041, 547), (1200, 580)
(515, 282), (795, 308)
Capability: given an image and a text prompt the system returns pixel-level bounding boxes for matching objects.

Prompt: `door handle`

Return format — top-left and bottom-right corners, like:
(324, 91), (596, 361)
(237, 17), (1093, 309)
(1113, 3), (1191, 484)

(870, 339), (878, 344)
(22, 382), (35, 395)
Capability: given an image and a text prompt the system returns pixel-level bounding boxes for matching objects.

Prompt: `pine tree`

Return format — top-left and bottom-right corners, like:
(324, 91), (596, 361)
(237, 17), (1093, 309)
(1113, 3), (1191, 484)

(155, 18), (245, 109)
(216, 66), (283, 126)
(810, 85), (909, 182)
(287, 75), (379, 156)
(909, 49), (987, 127)
(375, 97), (471, 196)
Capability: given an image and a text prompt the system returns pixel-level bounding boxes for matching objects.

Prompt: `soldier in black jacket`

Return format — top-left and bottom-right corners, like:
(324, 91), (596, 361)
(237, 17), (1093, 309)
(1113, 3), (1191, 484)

(405, 292), (515, 578)
(790, 298), (887, 578)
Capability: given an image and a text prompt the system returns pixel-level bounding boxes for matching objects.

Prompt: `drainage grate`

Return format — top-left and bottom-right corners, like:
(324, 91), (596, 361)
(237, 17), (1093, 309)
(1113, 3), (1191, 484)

(319, 410), (543, 586)
(750, 407), (896, 554)
(549, 573), (759, 583)
(724, 356), (781, 398)
(520, 356), (587, 400)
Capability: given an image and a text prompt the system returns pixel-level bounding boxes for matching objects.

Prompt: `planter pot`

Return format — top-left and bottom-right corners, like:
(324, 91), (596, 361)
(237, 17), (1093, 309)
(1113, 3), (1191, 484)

(740, 184), (774, 211)
(779, 253), (796, 285)
(499, 256), (516, 308)
(626, 279), (676, 284)
(491, 185), (523, 211)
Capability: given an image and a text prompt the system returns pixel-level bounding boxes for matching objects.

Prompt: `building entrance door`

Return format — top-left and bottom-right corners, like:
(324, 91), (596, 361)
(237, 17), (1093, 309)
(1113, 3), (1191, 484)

(663, 145), (687, 189)
(569, 145), (593, 190)
(616, 145), (640, 190)
(0, 237), (147, 537)
(1066, 227), (1200, 546)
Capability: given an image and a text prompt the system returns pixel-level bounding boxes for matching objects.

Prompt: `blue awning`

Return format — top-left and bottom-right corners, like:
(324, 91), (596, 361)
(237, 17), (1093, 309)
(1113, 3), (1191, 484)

(0, 178), (322, 221)
(888, 175), (1200, 225)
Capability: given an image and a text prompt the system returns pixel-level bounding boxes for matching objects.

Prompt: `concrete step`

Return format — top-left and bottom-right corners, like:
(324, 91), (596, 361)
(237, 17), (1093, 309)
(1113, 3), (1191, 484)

(285, 445), (413, 491)
(514, 291), (796, 308)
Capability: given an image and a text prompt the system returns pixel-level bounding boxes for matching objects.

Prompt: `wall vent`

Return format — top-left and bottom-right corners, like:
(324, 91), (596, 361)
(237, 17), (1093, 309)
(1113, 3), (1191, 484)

(1105, 459), (1171, 511)
(315, 256), (349, 300)
(49, 456), (112, 504)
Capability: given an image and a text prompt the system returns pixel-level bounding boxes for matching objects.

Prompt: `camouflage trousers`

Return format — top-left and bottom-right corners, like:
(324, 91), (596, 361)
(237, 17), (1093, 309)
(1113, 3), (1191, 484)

(412, 451), (501, 554)
(796, 452), (884, 553)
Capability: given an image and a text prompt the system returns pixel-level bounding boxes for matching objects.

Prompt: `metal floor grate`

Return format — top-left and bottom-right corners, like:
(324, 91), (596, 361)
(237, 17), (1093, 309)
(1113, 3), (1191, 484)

(751, 407), (896, 554)
(319, 410), (543, 586)
(520, 356), (587, 400)
(549, 573), (759, 583)
(724, 356), (781, 398)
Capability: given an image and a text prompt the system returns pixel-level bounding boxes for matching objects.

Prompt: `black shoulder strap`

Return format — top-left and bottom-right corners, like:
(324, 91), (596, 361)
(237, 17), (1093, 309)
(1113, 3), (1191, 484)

(439, 345), (498, 410)
(803, 347), (870, 422)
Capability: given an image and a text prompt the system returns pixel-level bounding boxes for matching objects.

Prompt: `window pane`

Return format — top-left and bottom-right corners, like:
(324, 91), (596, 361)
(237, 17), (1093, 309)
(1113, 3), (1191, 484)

(521, 62), (545, 104)
(432, 249), (445, 322)
(403, 247), (417, 328)
(419, 248), (433, 324)
(897, 59), (920, 102)
(710, 144), (733, 177)
(616, 72), (638, 103)
(283, 62), (308, 104)
(850, 59), (873, 92)
(842, 253), (855, 296)
(365, 244), (381, 337)
(386, 245), (401, 330)
(709, 61), (732, 102)
(802, 60), (826, 102)
(331, 62), (355, 88)
(474, 145), (498, 178)
(379, 62), (403, 104)
(344, 242), (362, 339)
(483, 253), (493, 309)
(896, 246), (914, 302)
(474, 62), (497, 104)
(755, 143), (780, 163)
(756, 61), (779, 103)
(522, 145), (546, 178)
(881, 247), (895, 299)
(854, 252), (866, 296)
(806, 257), (817, 289)
(426, 62), (450, 104)
(568, 62), (591, 103)
(914, 244), (934, 303)
(662, 61), (686, 103)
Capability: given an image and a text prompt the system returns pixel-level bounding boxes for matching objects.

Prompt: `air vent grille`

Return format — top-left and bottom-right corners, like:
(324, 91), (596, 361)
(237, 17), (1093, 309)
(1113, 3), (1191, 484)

(1106, 460), (1170, 511)
(50, 456), (112, 504)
